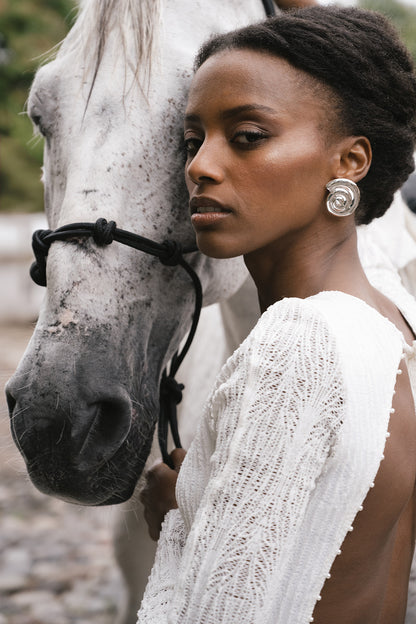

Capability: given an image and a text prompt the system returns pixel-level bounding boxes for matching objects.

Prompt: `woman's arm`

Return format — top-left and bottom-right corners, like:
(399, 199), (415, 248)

(138, 299), (345, 623)
(167, 300), (345, 623)
(137, 508), (187, 623)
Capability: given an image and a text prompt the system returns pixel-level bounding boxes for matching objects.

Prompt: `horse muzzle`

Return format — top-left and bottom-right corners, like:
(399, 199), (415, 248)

(6, 354), (155, 505)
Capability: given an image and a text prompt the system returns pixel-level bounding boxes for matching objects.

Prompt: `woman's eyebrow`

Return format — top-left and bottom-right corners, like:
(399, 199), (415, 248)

(184, 103), (276, 125)
(221, 103), (276, 119)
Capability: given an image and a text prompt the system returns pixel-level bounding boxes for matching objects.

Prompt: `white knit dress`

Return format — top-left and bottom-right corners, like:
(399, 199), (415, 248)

(137, 268), (416, 624)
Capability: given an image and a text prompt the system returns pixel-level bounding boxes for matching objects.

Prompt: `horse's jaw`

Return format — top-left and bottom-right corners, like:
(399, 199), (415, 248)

(6, 251), (248, 506)
(6, 239), (197, 505)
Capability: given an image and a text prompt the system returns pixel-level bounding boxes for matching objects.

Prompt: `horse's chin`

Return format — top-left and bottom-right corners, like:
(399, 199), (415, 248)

(7, 351), (158, 506)
(25, 440), (150, 506)
(28, 470), (138, 506)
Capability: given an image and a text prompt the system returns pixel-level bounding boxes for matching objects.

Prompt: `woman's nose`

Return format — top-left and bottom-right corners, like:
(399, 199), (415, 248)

(186, 141), (224, 185)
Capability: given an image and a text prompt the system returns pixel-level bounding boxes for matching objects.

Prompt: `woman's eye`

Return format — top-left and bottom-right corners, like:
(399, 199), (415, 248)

(232, 130), (267, 145)
(184, 137), (203, 157)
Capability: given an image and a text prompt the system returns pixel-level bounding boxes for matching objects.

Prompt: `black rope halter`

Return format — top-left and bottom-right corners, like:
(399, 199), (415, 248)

(30, 218), (202, 469)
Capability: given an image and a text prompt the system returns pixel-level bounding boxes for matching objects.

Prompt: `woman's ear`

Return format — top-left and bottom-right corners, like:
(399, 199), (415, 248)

(332, 136), (372, 183)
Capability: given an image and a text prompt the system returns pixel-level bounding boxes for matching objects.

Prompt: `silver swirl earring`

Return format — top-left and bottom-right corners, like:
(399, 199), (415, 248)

(326, 178), (360, 217)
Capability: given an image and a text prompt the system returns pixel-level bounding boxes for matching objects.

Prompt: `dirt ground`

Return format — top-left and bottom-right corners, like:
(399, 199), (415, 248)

(0, 323), (123, 623)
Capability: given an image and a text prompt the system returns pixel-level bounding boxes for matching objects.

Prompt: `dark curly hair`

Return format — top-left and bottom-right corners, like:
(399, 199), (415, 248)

(194, 6), (416, 225)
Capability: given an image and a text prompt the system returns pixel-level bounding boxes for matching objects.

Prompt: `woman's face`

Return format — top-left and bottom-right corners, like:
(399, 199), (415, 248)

(184, 49), (344, 259)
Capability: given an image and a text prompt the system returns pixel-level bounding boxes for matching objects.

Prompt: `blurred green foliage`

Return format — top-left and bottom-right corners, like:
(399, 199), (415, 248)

(359, 0), (416, 62)
(0, 0), (76, 212)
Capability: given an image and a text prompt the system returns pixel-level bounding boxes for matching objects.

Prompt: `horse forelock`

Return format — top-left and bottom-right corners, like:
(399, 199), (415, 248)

(56, 0), (161, 92)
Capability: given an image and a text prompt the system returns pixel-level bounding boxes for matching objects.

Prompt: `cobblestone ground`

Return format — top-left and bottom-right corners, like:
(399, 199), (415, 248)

(0, 324), (123, 624)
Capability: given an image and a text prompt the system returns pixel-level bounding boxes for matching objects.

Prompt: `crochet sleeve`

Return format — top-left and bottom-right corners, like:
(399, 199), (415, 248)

(137, 508), (186, 622)
(139, 299), (345, 624)
(172, 299), (345, 623)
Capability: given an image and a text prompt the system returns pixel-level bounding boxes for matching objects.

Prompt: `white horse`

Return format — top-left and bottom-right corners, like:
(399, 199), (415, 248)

(5, 0), (273, 620)
(7, 0), (274, 502)
(6, 1), (416, 622)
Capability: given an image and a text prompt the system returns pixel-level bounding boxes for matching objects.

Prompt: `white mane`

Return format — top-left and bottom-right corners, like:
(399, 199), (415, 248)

(57, 0), (161, 85)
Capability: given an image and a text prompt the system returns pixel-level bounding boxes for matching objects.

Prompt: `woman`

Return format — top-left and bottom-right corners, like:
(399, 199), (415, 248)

(138, 7), (416, 623)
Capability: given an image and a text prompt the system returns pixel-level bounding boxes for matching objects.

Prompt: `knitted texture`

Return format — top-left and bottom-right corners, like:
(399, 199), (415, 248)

(138, 292), (410, 624)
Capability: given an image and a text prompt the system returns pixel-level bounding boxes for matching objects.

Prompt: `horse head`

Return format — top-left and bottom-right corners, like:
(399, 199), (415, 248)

(6, 0), (267, 505)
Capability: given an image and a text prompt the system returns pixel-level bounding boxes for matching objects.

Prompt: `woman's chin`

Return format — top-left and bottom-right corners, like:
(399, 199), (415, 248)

(196, 236), (242, 260)
(198, 244), (241, 259)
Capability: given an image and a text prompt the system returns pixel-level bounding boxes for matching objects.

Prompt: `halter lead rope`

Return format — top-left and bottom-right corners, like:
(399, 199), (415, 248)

(30, 218), (202, 469)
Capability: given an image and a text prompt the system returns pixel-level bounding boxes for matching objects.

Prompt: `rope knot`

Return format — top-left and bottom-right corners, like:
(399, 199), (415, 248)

(160, 240), (183, 266)
(160, 375), (184, 405)
(30, 229), (53, 286)
(32, 229), (52, 255)
(92, 218), (117, 246)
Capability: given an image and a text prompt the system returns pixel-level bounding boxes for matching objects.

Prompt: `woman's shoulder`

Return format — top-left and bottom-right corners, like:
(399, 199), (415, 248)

(207, 296), (348, 432)
(247, 291), (404, 372)
(226, 294), (343, 378)
(261, 290), (403, 337)
(306, 290), (404, 343)
(255, 291), (398, 341)
(212, 296), (334, 393)
(216, 291), (404, 392)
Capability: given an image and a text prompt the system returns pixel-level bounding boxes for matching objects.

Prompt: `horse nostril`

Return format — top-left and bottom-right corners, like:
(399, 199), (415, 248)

(75, 395), (132, 469)
(94, 399), (130, 447)
(6, 387), (16, 416)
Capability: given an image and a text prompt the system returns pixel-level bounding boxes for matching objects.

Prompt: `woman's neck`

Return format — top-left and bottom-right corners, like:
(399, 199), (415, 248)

(244, 225), (371, 313)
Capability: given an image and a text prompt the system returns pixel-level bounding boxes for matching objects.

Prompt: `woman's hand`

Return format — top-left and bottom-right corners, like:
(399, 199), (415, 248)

(140, 448), (187, 541)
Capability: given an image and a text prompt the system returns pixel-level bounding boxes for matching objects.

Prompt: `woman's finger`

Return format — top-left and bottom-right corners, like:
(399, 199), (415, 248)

(170, 448), (187, 472)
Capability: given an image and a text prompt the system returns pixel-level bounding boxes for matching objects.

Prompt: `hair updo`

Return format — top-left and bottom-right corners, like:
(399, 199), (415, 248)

(194, 6), (416, 225)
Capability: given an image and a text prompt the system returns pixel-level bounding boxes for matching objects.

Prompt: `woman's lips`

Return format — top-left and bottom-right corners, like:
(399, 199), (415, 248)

(190, 196), (231, 214)
(190, 196), (232, 227)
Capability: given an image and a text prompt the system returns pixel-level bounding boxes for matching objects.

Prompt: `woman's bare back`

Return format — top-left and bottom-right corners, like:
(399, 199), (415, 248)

(313, 292), (416, 624)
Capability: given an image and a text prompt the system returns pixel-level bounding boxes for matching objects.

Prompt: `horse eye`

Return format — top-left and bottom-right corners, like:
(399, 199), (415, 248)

(30, 113), (47, 137)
